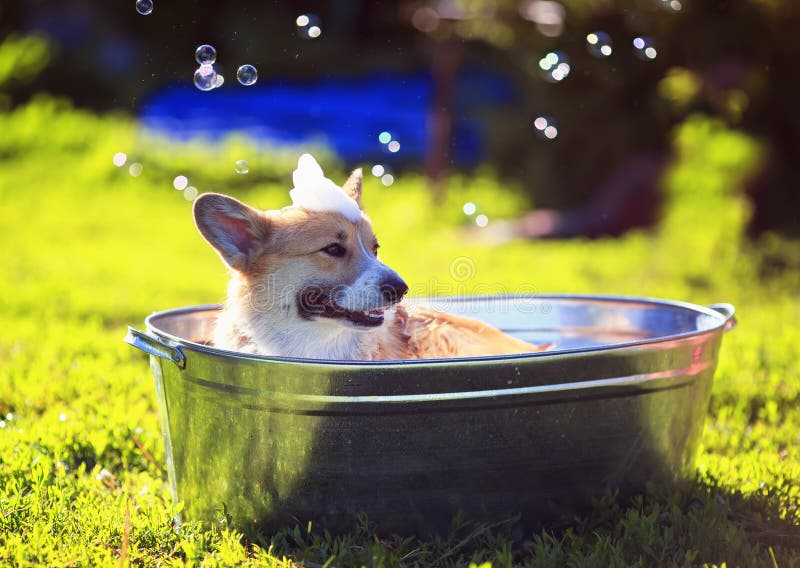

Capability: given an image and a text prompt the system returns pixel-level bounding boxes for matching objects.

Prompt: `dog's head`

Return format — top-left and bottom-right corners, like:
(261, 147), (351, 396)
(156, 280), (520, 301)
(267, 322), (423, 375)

(193, 163), (408, 331)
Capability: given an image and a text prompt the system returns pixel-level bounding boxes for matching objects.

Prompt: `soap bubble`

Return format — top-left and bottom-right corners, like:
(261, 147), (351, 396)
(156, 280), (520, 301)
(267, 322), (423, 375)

(538, 51), (570, 82)
(183, 187), (198, 201)
(296, 13), (322, 39)
(519, 0), (565, 38)
(387, 140), (400, 153)
(234, 160), (249, 174)
(475, 214), (489, 228)
(411, 7), (440, 33)
(633, 36), (657, 60)
(195, 44), (216, 65)
(193, 64), (216, 91)
(237, 64), (258, 86)
(378, 131), (392, 144)
(463, 202), (477, 216)
(533, 116), (558, 140)
(586, 31), (613, 58)
(173, 175), (188, 190)
(657, 0), (682, 11)
(381, 174), (395, 187)
(112, 152), (127, 167)
(371, 164), (385, 177)
(213, 74), (224, 89)
(135, 0), (153, 15)
(129, 163), (143, 177)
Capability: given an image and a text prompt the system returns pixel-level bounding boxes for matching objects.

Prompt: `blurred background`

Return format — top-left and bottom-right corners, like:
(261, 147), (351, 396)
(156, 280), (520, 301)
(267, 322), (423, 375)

(3, 6), (800, 564)
(1, 0), (799, 281)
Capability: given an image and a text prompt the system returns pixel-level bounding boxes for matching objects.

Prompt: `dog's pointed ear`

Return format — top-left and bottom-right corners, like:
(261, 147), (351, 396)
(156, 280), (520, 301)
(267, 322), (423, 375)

(193, 193), (269, 272)
(342, 168), (363, 209)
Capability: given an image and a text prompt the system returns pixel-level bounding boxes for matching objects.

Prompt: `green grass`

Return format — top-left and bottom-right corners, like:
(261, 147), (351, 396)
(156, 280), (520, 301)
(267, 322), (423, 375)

(1, 97), (799, 566)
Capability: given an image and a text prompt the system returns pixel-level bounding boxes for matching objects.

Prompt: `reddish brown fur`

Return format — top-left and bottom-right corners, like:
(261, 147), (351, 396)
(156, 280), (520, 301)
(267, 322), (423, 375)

(372, 305), (551, 360)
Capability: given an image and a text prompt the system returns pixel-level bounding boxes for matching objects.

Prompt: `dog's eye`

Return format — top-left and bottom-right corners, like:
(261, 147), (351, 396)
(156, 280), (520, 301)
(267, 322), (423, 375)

(321, 243), (347, 258)
(373, 243), (380, 256)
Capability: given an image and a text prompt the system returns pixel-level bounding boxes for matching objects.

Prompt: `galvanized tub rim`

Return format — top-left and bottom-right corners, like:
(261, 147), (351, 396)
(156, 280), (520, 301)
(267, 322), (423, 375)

(141, 294), (735, 367)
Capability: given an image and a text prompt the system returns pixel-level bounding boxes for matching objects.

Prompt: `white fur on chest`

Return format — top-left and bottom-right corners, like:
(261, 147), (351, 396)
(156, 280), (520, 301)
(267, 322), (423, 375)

(215, 301), (394, 360)
(254, 319), (375, 359)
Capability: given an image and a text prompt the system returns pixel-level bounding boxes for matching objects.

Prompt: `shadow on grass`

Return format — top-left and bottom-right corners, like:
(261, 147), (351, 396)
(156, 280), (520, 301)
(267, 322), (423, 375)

(253, 479), (800, 567)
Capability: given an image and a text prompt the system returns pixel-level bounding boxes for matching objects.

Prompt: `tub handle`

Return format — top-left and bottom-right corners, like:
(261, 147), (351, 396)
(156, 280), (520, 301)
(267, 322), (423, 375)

(125, 327), (187, 369)
(707, 303), (737, 332)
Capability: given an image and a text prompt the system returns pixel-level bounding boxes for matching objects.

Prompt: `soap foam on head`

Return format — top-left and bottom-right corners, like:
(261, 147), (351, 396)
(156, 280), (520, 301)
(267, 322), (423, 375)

(289, 154), (362, 223)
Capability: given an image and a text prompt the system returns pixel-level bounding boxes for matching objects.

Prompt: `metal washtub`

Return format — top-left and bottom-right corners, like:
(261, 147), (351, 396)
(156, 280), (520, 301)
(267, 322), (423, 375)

(125, 294), (736, 535)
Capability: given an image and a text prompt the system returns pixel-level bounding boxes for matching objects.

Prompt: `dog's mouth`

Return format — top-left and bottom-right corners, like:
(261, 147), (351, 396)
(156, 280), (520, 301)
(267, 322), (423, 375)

(298, 291), (386, 328)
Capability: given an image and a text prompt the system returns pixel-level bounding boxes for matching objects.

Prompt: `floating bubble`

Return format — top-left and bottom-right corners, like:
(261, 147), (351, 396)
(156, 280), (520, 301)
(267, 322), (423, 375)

(135, 0), (153, 15)
(184, 187), (198, 201)
(213, 74), (224, 89)
(237, 64), (257, 86)
(195, 44), (217, 65)
(378, 131), (392, 144)
(371, 164), (385, 177)
(519, 1), (565, 38)
(129, 163), (143, 177)
(234, 160), (249, 174)
(586, 31), (613, 58)
(411, 6), (440, 33)
(538, 51), (570, 83)
(381, 174), (395, 187)
(475, 214), (489, 228)
(296, 13), (322, 39)
(387, 140), (400, 153)
(173, 175), (188, 190)
(633, 36), (657, 60)
(193, 64), (217, 91)
(463, 202), (477, 216)
(533, 116), (558, 140)
(657, 0), (682, 11)
(112, 152), (127, 167)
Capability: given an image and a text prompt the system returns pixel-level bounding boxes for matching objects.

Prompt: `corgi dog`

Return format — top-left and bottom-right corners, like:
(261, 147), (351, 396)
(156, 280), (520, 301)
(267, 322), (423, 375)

(193, 154), (552, 360)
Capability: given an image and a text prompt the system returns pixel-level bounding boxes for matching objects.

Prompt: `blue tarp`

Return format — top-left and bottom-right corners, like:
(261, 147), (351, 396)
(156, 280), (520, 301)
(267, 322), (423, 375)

(139, 68), (515, 166)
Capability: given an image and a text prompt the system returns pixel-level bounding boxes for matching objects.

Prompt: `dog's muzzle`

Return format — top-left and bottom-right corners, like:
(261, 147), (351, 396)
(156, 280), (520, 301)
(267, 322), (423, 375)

(379, 274), (408, 304)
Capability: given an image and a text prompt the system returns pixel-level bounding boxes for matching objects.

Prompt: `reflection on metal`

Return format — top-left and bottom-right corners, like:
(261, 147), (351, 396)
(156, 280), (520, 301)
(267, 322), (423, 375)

(125, 327), (185, 369)
(126, 295), (736, 536)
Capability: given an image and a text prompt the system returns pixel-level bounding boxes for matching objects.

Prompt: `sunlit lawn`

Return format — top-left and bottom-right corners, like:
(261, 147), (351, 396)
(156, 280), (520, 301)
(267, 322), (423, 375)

(1, 98), (799, 566)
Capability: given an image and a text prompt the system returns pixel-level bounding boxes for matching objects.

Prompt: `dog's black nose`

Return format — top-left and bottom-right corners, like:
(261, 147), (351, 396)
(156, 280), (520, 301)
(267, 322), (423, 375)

(380, 275), (408, 304)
